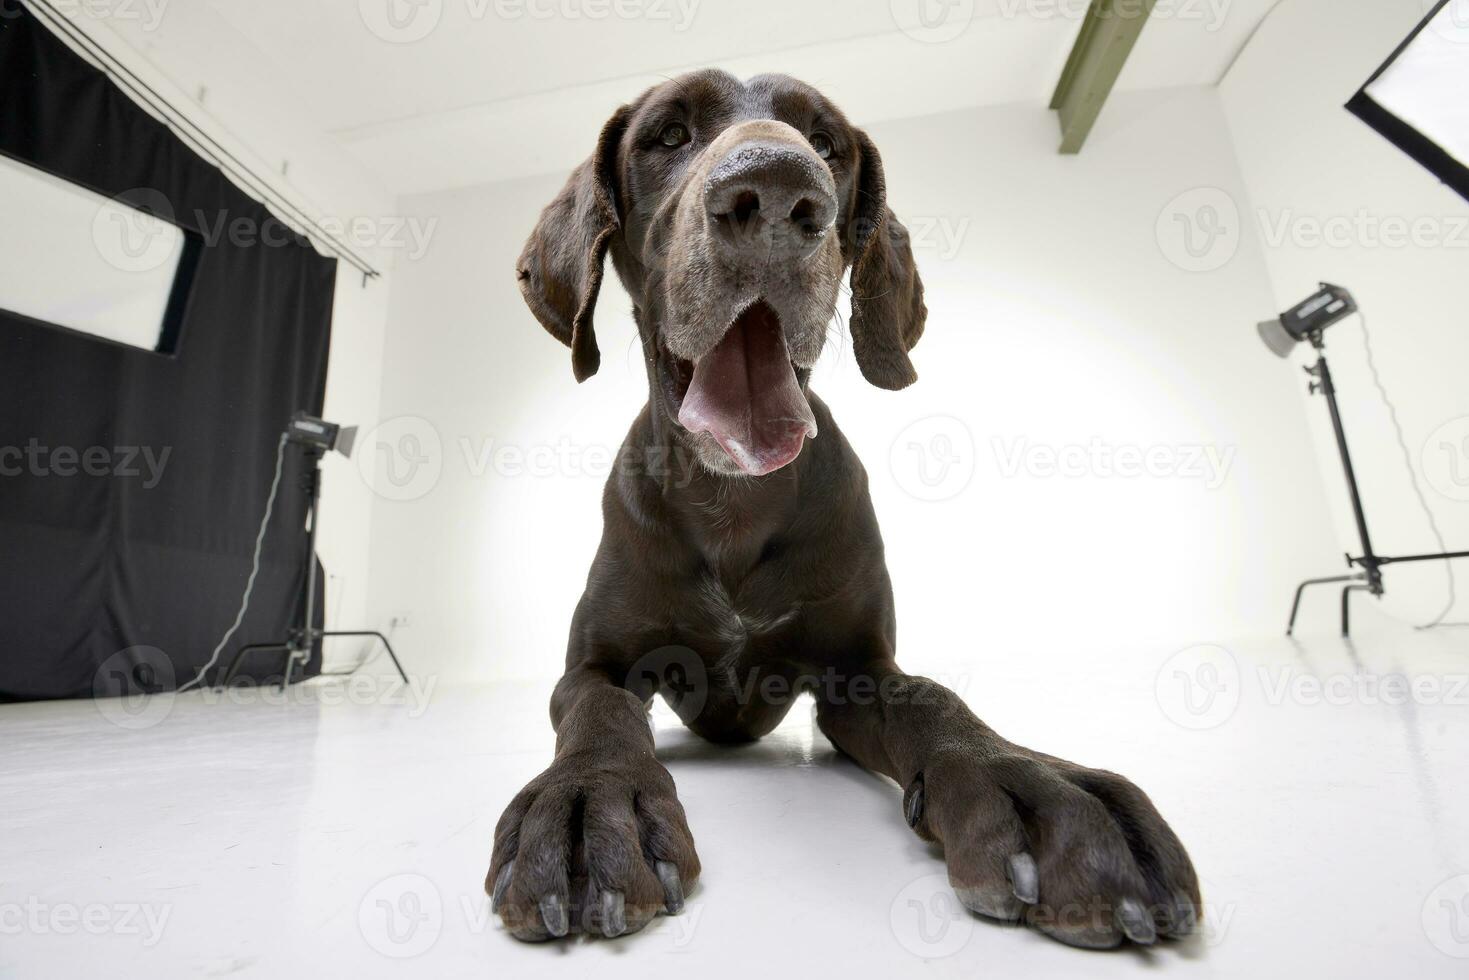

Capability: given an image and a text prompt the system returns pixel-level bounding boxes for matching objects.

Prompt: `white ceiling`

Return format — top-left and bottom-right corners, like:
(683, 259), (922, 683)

(130, 0), (1285, 196)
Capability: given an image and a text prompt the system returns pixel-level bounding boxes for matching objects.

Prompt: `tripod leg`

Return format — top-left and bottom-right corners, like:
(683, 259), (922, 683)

(281, 647), (298, 692)
(373, 632), (410, 685)
(222, 646), (253, 688)
(1287, 581), (1309, 637)
(321, 631), (410, 684)
(221, 644), (289, 688)
(1286, 575), (1361, 636)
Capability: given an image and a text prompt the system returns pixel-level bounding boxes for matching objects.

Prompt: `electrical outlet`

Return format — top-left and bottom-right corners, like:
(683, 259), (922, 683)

(391, 613), (413, 629)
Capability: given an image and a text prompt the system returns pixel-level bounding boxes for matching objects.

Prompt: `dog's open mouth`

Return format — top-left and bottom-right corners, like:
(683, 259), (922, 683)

(663, 301), (818, 477)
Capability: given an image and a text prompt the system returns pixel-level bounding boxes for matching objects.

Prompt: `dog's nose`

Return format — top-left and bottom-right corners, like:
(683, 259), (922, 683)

(705, 141), (837, 260)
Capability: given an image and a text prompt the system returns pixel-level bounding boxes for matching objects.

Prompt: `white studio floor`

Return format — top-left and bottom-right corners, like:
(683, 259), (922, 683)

(3, 618), (1468, 979)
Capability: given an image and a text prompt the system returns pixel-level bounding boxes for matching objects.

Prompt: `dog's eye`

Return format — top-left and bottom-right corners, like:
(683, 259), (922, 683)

(809, 131), (834, 160)
(658, 123), (691, 148)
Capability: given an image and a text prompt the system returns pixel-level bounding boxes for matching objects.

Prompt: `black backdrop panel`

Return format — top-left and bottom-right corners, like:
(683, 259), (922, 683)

(0, 5), (333, 699)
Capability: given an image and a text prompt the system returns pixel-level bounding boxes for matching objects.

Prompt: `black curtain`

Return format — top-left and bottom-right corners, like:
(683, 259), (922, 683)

(0, 4), (334, 699)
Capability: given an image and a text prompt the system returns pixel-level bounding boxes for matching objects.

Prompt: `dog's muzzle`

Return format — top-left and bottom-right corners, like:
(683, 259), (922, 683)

(704, 140), (837, 262)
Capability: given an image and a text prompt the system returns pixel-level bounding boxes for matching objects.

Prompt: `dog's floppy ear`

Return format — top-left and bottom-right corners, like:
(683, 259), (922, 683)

(843, 129), (927, 391)
(515, 105), (630, 383)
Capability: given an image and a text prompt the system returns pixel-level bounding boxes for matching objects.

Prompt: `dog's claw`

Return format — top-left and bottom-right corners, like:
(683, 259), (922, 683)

(600, 890), (626, 938)
(490, 860), (514, 913)
(539, 894), (569, 938)
(655, 860), (684, 914)
(903, 773), (925, 829)
(1116, 897), (1157, 945)
(1007, 853), (1039, 904)
(954, 883), (1022, 922)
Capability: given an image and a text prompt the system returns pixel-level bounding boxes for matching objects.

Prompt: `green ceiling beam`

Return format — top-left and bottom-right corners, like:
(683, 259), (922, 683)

(1050, 0), (1159, 154)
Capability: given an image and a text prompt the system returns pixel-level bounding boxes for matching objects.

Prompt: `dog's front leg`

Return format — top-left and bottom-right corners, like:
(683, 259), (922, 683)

(815, 666), (1199, 949)
(487, 665), (699, 940)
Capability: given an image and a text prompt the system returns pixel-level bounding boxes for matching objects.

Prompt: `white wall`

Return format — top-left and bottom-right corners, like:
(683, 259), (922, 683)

(316, 271), (393, 664)
(367, 86), (1341, 685)
(1221, 0), (1469, 624)
(54, 4), (402, 664)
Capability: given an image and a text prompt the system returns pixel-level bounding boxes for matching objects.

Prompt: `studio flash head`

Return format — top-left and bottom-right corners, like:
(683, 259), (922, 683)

(285, 411), (357, 458)
(1257, 282), (1358, 358)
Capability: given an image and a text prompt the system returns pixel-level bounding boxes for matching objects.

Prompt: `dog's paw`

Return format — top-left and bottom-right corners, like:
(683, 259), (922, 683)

(486, 751), (700, 941)
(905, 751), (1199, 949)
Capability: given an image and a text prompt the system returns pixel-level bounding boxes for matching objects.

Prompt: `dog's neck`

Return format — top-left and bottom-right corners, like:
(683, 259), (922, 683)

(638, 387), (812, 580)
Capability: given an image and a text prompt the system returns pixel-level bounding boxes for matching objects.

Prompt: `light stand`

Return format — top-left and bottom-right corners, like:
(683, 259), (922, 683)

(1286, 333), (1382, 636)
(1267, 289), (1469, 636)
(219, 414), (409, 689)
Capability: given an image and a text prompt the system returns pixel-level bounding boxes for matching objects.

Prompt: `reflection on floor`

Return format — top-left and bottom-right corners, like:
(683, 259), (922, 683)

(3, 621), (1467, 978)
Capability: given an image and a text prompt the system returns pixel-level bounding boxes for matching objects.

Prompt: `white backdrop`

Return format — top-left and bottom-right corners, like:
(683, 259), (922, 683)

(363, 85), (1342, 685)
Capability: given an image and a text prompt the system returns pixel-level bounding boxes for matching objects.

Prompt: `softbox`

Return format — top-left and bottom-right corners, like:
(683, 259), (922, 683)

(1347, 0), (1469, 203)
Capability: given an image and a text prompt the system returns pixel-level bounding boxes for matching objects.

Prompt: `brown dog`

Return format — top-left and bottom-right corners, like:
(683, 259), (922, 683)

(488, 69), (1200, 949)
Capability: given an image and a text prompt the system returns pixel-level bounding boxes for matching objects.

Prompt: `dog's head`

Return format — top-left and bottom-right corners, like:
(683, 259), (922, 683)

(516, 70), (926, 477)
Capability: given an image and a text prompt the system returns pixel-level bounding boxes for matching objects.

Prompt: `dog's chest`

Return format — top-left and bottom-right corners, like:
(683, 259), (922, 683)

(664, 483), (809, 676)
(668, 570), (806, 742)
(690, 573), (799, 651)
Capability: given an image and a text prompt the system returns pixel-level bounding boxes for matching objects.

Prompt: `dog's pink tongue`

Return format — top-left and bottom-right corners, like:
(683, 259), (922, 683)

(677, 304), (818, 476)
